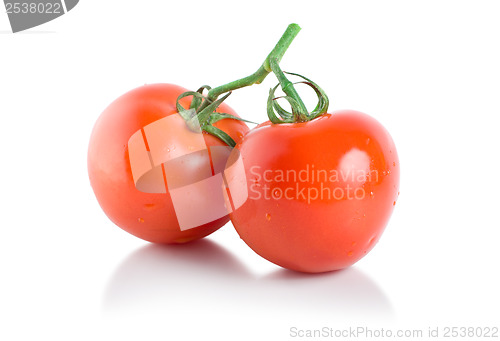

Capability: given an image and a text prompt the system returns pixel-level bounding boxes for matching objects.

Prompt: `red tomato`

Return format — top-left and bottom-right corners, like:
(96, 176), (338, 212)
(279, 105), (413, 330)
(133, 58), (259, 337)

(88, 84), (248, 244)
(225, 110), (399, 273)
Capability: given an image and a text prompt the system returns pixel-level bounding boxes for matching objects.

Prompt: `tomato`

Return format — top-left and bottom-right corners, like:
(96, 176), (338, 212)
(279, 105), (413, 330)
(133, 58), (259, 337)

(88, 83), (248, 244)
(225, 110), (399, 273)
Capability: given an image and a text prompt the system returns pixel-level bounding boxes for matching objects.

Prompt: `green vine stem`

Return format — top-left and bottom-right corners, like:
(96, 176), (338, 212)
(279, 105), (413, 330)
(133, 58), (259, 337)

(206, 23), (301, 102)
(177, 23), (302, 146)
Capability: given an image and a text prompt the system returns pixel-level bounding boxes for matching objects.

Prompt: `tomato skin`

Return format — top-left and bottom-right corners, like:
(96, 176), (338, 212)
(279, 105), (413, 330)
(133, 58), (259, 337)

(227, 110), (399, 273)
(88, 83), (248, 244)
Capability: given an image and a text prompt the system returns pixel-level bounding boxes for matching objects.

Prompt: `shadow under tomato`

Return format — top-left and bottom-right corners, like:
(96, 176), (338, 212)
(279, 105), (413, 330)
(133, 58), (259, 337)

(255, 267), (394, 319)
(102, 239), (251, 313)
(102, 239), (393, 320)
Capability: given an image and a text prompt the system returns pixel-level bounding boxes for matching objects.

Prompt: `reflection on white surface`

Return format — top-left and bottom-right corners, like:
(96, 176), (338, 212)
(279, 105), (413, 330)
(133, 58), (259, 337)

(260, 268), (393, 318)
(102, 239), (249, 314)
(102, 239), (393, 319)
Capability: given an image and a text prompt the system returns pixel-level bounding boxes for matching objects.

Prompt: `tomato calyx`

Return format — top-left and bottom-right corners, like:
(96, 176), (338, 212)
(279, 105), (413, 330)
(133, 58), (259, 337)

(267, 59), (330, 124)
(176, 87), (254, 147)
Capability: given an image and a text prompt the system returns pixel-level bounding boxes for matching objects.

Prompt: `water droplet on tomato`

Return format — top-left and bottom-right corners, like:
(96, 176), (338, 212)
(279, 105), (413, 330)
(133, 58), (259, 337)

(265, 213), (271, 221)
(347, 251), (353, 256)
(393, 201), (396, 206)
(393, 161), (396, 167)
(138, 218), (144, 223)
(370, 191), (374, 198)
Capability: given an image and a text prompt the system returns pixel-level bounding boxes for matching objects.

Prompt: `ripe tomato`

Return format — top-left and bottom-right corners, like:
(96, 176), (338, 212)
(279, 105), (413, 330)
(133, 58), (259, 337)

(225, 110), (399, 273)
(88, 83), (248, 244)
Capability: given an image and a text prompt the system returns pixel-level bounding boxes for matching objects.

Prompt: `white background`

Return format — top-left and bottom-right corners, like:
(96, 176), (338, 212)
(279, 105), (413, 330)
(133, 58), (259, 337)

(1, 1), (499, 340)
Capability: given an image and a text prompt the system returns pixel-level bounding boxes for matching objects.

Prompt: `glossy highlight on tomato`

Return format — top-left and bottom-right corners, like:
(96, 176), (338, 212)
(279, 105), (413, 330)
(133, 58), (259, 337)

(226, 110), (399, 273)
(88, 83), (248, 244)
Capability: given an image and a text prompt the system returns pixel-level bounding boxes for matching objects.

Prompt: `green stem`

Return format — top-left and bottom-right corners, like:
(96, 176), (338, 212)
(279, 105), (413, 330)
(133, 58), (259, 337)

(178, 23), (304, 146)
(206, 23), (301, 102)
(269, 58), (309, 121)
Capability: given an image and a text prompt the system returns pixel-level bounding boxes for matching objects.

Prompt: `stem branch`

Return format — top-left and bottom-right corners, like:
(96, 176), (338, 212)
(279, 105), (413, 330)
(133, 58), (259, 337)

(206, 23), (301, 102)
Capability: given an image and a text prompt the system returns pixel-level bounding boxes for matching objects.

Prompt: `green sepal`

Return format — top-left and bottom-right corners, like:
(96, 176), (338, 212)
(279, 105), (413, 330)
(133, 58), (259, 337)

(267, 87), (294, 124)
(190, 85), (212, 111)
(209, 113), (257, 125)
(177, 91), (203, 122)
(203, 125), (237, 147)
(269, 84), (294, 121)
(267, 84), (308, 123)
(196, 92), (232, 128)
(285, 72), (329, 120)
(266, 72), (329, 124)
